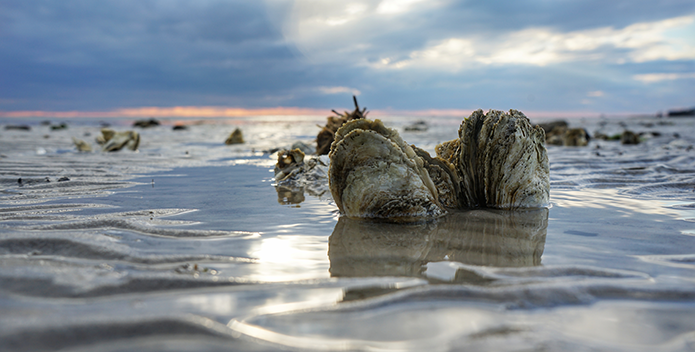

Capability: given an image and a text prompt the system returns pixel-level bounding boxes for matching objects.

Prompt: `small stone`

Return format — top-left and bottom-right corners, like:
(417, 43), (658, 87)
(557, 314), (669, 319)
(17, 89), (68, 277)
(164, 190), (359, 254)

(51, 122), (68, 130)
(4, 125), (30, 131)
(621, 130), (640, 145)
(133, 118), (160, 128)
(536, 120), (568, 135)
(404, 120), (428, 132)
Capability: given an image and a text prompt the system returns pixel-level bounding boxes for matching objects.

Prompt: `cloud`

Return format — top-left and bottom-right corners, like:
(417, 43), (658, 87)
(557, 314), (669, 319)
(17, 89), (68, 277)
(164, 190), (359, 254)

(0, 0), (693, 114)
(361, 15), (695, 71)
(376, 0), (427, 15)
(283, 1), (695, 68)
(633, 72), (695, 83)
(316, 86), (362, 96)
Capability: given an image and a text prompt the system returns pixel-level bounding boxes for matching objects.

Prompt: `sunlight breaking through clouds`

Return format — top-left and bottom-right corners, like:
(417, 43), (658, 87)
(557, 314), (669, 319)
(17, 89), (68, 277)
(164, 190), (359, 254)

(285, 5), (695, 71)
(387, 15), (695, 70)
(376, 0), (427, 15)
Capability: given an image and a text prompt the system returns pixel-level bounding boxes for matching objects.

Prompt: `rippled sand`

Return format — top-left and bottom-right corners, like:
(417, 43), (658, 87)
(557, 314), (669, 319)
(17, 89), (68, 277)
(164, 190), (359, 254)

(1, 115), (695, 351)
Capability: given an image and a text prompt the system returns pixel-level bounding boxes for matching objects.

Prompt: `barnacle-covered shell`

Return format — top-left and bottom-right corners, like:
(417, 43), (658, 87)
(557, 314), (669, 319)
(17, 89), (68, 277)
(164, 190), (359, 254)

(328, 119), (446, 222)
(441, 109), (549, 209)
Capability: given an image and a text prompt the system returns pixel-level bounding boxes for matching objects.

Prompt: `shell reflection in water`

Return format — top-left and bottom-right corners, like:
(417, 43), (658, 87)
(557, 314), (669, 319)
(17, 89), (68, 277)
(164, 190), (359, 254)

(328, 208), (548, 283)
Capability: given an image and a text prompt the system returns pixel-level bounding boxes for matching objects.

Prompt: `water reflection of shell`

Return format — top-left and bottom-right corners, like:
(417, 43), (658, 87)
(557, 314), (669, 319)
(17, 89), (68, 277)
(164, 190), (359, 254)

(328, 208), (548, 280)
(328, 119), (446, 223)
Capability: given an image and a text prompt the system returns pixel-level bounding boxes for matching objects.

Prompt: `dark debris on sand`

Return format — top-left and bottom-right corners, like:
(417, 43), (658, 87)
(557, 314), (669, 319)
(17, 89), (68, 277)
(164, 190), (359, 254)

(316, 95), (367, 155)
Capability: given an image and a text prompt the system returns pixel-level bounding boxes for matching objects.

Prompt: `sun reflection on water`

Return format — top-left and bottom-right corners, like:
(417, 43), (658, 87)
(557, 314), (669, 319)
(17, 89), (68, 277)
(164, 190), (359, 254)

(249, 235), (330, 282)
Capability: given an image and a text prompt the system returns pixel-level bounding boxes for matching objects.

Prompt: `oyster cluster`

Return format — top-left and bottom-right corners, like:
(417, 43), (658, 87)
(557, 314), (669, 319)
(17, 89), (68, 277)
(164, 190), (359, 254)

(328, 109), (549, 222)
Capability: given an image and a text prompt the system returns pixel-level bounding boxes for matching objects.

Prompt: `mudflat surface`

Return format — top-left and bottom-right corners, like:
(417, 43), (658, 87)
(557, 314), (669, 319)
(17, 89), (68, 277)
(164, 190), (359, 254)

(1, 115), (695, 351)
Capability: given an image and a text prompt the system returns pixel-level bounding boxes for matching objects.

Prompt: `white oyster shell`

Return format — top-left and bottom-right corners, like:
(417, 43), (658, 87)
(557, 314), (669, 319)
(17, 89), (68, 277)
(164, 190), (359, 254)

(329, 119), (446, 222)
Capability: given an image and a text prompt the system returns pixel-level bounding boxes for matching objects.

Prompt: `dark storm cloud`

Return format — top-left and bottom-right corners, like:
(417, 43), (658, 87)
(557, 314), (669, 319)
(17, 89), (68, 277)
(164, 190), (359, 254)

(0, 0), (328, 110)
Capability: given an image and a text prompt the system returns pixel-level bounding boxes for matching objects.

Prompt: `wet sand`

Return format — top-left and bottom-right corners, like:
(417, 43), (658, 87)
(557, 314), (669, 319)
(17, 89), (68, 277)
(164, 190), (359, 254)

(1, 115), (695, 351)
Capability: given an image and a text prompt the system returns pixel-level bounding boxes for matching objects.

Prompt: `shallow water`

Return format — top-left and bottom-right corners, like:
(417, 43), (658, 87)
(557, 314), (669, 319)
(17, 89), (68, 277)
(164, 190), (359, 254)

(1, 115), (695, 351)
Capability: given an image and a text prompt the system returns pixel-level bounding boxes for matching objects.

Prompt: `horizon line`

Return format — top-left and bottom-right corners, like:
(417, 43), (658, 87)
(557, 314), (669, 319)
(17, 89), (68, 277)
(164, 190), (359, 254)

(0, 106), (651, 119)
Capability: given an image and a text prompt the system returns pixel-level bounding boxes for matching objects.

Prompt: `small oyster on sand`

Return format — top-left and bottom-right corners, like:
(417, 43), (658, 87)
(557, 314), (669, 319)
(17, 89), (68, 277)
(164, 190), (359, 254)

(98, 128), (140, 152)
(328, 109), (549, 222)
(71, 137), (92, 152)
(274, 148), (307, 182)
(545, 126), (589, 146)
(225, 128), (245, 145)
(274, 148), (330, 199)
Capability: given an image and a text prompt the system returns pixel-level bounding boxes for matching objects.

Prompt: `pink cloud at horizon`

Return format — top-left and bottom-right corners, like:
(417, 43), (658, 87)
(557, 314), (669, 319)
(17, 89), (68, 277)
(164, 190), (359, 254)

(0, 106), (640, 120)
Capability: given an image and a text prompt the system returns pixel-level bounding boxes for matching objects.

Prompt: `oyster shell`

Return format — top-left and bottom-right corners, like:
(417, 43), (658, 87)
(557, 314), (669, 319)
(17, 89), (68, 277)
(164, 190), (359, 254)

(71, 137), (92, 152)
(274, 148), (330, 200)
(99, 128), (140, 152)
(274, 148), (307, 182)
(225, 128), (245, 145)
(545, 126), (589, 146)
(328, 119), (446, 222)
(440, 109), (549, 209)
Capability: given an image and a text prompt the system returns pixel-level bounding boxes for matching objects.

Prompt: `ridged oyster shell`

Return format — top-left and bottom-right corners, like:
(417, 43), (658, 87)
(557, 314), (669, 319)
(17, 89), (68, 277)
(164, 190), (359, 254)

(328, 119), (446, 222)
(443, 109), (549, 209)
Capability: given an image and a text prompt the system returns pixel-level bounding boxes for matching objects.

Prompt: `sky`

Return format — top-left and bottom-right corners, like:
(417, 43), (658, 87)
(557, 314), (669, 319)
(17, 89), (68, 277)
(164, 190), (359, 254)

(0, 0), (694, 118)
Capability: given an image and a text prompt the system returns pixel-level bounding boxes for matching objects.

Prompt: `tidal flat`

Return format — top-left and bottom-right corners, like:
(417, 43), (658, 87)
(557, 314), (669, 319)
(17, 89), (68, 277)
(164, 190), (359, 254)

(1, 114), (695, 351)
